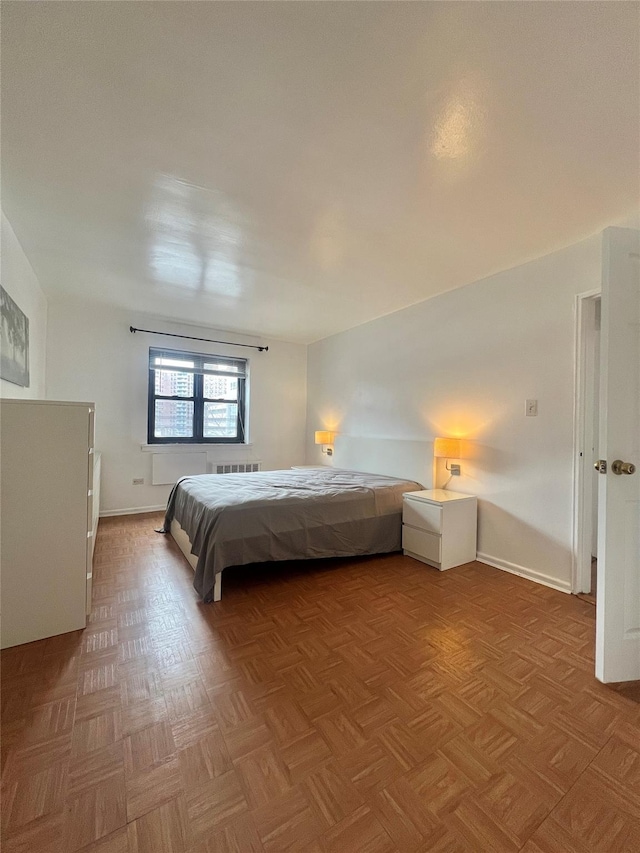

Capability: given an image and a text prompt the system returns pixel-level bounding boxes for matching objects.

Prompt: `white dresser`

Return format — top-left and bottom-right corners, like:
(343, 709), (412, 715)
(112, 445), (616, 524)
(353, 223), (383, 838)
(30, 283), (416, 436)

(0, 399), (98, 648)
(402, 489), (477, 571)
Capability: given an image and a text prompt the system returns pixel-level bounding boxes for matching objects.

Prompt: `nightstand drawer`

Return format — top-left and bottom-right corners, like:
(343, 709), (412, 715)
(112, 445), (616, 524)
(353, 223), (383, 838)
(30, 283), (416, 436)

(402, 525), (441, 563)
(403, 499), (442, 534)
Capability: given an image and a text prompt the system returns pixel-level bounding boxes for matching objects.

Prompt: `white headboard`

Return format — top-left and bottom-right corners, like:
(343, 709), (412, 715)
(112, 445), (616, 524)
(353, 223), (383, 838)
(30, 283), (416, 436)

(331, 436), (432, 488)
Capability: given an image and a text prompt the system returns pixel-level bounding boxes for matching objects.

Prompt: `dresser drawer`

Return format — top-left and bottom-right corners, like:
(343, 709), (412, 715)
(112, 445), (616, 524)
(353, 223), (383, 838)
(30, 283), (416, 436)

(403, 499), (442, 534)
(402, 525), (441, 563)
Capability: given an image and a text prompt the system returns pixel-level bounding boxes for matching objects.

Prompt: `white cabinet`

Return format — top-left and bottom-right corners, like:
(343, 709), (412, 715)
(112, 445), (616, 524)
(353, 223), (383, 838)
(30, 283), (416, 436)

(0, 399), (97, 648)
(402, 489), (477, 571)
(87, 451), (101, 615)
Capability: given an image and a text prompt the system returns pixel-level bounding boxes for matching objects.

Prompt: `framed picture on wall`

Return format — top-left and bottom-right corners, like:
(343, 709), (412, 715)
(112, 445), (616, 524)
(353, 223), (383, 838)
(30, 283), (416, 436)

(1, 285), (30, 387)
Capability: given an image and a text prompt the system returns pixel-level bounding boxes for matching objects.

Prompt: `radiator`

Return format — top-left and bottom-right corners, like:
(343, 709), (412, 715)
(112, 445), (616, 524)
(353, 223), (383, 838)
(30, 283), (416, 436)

(215, 462), (262, 474)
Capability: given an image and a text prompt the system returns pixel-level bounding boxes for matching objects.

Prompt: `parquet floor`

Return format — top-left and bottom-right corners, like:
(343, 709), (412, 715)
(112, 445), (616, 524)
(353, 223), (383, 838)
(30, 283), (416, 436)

(2, 513), (640, 853)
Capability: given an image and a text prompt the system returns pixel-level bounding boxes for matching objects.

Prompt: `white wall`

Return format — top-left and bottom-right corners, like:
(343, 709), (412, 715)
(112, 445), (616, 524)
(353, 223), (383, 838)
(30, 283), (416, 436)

(307, 235), (603, 592)
(1, 212), (47, 398)
(46, 298), (307, 514)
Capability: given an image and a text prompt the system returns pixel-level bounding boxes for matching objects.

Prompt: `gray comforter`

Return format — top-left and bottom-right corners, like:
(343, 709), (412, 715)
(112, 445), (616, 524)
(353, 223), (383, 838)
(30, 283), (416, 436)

(163, 467), (422, 601)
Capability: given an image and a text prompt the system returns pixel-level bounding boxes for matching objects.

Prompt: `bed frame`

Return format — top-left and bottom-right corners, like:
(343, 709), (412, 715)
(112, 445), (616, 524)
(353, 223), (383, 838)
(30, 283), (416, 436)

(168, 436), (432, 602)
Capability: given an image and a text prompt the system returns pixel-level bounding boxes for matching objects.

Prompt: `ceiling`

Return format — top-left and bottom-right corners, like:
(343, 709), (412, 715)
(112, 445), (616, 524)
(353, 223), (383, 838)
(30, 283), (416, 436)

(2, 1), (639, 344)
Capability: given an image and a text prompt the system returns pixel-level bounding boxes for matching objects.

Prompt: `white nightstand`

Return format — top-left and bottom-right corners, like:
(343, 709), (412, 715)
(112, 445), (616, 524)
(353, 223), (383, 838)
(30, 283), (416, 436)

(402, 489), (477, 571)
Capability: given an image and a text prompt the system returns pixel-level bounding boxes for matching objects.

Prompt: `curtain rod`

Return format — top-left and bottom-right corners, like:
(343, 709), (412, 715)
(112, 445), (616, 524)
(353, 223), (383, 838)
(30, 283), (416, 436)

(129, 326), (268, 352)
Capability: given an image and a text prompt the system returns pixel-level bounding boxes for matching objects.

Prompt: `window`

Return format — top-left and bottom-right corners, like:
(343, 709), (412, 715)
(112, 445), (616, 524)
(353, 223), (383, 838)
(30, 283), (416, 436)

(148, 347), (247, 444)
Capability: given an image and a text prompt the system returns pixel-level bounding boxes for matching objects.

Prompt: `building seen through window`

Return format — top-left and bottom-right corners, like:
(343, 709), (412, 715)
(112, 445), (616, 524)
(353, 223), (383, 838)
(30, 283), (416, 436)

(148, 348), (247, 444)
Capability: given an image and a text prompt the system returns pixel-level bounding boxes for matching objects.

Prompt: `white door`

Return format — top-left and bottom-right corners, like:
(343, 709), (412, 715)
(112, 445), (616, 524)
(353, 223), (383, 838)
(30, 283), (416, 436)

(596, 227), (640, 683)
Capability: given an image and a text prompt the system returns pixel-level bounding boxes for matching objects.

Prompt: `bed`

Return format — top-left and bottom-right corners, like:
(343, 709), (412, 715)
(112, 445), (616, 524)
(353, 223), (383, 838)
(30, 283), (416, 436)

(163, 460), (425, 602)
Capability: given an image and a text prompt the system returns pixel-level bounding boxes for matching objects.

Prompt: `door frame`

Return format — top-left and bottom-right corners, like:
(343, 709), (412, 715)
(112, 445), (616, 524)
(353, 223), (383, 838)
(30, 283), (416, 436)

(572, 289), (601, 594)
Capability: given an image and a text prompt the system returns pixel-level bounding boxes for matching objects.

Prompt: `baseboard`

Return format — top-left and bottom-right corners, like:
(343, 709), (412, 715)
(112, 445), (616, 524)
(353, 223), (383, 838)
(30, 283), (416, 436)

(100, 505), (166, 518)
(476, 552), (572, 594)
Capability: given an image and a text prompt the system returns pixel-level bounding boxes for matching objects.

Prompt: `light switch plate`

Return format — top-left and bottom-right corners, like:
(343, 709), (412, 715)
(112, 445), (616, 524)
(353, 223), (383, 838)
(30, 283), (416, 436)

(526, 399), (538, 417)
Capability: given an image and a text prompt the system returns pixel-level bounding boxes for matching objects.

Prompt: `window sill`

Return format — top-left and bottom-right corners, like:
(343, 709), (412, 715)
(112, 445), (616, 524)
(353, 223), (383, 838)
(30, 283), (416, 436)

(141, 443), (253, 453)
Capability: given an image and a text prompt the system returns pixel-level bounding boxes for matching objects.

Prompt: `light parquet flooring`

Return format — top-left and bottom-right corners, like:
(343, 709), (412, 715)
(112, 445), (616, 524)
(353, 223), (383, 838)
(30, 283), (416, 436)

(2, 512), (640, 853)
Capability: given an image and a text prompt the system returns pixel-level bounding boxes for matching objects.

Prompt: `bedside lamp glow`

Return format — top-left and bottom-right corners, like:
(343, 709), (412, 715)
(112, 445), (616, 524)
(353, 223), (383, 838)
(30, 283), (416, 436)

(434, 436), (461, 479)
(315, 430), (335, 456)
(433, 437), (461, 459)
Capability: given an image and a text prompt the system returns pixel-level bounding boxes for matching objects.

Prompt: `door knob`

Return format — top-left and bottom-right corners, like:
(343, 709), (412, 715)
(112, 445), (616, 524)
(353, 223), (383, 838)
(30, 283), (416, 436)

(594, 460), (607, 473)
(611, 459), (636, 475)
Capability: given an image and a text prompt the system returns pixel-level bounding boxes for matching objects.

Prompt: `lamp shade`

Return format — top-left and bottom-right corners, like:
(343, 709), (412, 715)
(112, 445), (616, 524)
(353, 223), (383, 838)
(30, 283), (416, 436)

(434, 437), (461, 458)
(315, 430), (334, 445)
